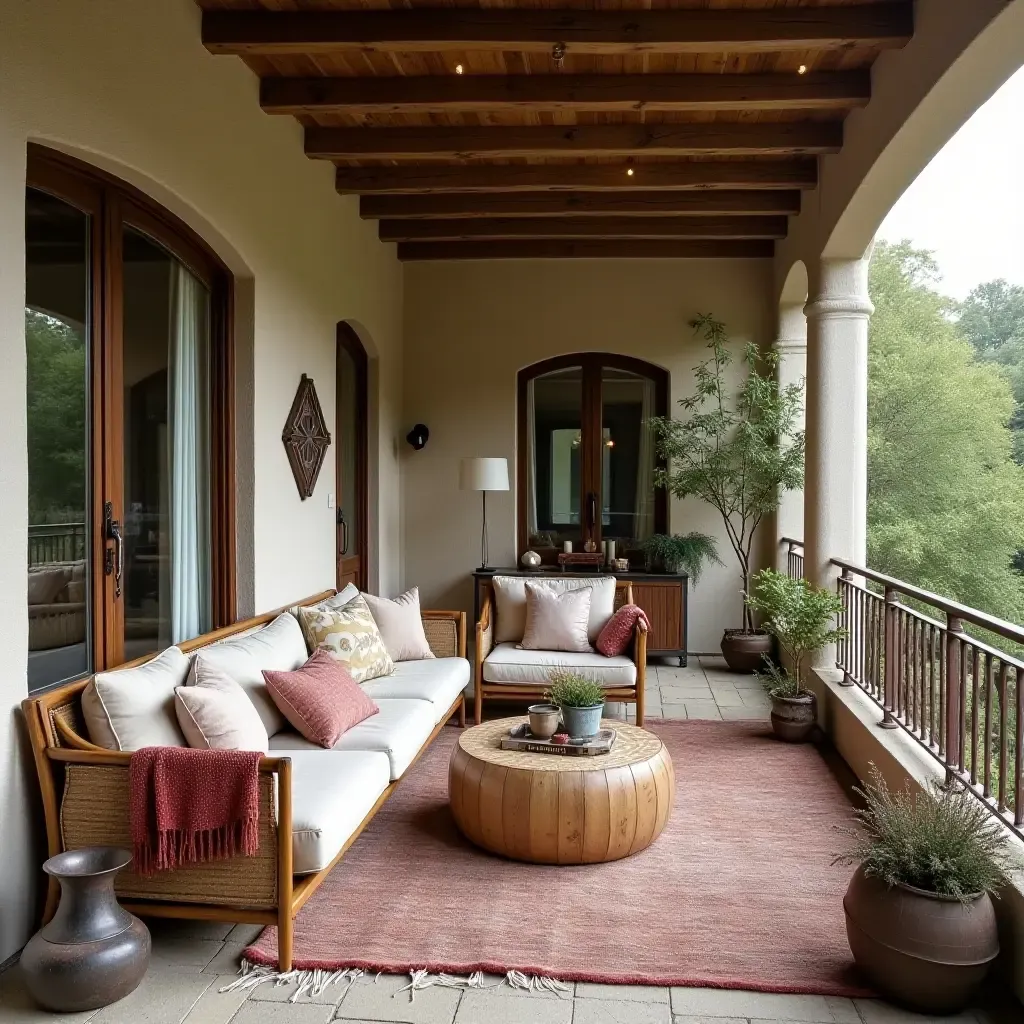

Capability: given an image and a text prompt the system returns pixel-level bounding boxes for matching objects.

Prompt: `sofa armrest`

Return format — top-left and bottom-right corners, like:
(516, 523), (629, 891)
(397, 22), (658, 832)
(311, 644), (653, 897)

(421, 609), (466, 659)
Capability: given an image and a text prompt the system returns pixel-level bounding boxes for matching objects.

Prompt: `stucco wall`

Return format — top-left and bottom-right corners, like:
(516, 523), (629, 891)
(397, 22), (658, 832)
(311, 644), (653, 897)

(401, 258), (776, 652)
(0, 0), (402, 960)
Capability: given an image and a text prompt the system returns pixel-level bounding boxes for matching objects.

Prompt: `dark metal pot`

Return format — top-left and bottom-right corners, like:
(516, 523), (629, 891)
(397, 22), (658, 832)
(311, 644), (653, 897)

(720, 629), (772, 673)
(770, 692), (816, 742)
(843, 866), (998, 1014)
(21, 847), (150, 1012)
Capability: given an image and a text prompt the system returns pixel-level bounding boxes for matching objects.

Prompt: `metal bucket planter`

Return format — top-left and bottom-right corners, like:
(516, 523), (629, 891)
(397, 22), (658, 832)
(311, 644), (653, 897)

(21, 847), (150, 1012)
(559, 703), (604, 739)
(843, 866), (998, 1014)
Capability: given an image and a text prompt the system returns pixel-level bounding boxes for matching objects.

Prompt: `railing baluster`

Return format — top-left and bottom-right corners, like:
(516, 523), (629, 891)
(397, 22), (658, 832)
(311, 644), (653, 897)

(970, 646), (981, 786)
(880, 588), (899, 729)
(998, 662), (1010, 814)
(984, 653), (994, 799)
(1015, 667), (1022, 827)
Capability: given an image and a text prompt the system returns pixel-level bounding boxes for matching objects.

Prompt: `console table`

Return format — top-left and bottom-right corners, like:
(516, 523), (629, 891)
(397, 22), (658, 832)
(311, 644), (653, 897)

(472, 567), (689, 665)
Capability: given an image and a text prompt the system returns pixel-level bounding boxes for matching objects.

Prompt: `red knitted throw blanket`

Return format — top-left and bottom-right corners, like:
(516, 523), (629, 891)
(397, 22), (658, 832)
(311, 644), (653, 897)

(129, 747), (262, 875)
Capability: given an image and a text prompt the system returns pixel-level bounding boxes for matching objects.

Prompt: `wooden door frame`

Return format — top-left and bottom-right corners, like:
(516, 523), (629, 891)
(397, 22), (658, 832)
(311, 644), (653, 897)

(516, 352), (669, 560)
(336, 322), (368, 592)
(26, 145), (236, 678)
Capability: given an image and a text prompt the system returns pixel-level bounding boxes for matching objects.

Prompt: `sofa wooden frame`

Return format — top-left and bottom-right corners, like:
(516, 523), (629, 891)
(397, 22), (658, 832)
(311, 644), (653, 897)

(22, 590), (467, 972)
(474, 579), (647, 727)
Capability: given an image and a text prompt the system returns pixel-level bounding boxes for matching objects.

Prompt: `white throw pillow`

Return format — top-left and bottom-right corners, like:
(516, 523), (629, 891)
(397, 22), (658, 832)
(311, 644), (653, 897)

(82, 646), (190, 751)
(492, 575), (616, 645)
(520, 584), (594, 653)
(362, 587), (435, 662)
(190, 612), (308, 735)
(175, 661), (269, 752)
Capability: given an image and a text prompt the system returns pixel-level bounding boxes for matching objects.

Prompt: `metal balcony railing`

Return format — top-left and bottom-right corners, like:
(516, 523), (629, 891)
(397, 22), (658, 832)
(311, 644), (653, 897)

(781, 537), (804, 581)
(780, 538), (1023, 840)
(28, 522), (86, 568)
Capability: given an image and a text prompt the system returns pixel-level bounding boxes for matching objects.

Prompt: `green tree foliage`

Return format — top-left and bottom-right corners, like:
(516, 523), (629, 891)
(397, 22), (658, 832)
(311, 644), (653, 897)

(867, 241), (1024, 622)
(26, 309), (87, 523)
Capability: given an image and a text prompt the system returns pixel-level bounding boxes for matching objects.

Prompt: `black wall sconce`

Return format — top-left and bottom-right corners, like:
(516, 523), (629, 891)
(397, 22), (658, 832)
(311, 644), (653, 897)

(406, 423), (430, 450)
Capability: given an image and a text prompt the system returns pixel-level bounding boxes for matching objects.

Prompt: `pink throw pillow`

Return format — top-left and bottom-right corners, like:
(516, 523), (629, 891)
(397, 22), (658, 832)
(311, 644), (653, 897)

(596, 604), (650, 657)
(263, 649), (378, 748)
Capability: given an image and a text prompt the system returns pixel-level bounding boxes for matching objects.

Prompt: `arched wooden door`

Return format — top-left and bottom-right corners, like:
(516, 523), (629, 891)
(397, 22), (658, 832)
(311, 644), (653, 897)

(336, 324), (368, 591)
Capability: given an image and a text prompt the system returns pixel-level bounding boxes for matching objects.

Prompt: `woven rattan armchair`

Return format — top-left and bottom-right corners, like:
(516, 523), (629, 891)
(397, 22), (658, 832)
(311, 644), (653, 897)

(22, 591), (466, 971)
(474, 579), (647, 726)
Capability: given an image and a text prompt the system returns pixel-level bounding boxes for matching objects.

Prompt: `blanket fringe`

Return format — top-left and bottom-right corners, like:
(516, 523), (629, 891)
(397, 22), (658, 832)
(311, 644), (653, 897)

(225, 961), (572, 1003)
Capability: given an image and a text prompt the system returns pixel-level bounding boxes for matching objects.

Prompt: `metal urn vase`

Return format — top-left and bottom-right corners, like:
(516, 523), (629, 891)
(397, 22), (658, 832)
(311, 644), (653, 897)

(22, 847), (151, 1012)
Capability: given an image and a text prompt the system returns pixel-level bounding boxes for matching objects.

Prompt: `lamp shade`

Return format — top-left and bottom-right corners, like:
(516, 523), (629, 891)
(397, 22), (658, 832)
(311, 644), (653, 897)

(460, 457), (509, 492)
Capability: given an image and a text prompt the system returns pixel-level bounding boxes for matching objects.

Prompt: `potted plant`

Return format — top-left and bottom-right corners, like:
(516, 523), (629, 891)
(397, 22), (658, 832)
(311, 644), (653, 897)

(641, 531), (721, 579)
(745, 568), (845, 741)
(546, 671), (605, 740)
(835, 767), (1013, 1013)
(653, 314), (804, 672)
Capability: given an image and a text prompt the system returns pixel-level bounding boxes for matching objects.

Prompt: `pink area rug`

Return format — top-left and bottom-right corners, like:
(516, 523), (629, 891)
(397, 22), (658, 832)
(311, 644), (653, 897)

(245, 720), (871, 995)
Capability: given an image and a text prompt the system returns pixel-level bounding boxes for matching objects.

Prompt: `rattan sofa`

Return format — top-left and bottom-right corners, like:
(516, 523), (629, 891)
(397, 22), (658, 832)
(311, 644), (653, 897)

(22, 590), (467, 972)
(474, 577), (647, 726)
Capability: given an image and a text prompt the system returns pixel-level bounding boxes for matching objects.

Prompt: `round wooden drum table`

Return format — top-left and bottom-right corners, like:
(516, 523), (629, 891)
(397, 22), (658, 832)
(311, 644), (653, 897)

(448, 717), (674, 865)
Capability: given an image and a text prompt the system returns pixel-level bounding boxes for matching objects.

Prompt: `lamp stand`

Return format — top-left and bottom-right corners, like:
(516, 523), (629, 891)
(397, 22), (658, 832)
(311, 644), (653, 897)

(479, 490), (490, 570)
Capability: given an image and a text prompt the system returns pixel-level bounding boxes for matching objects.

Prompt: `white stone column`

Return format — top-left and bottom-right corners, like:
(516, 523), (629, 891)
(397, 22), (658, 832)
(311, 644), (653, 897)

(803, 256), (873, 664)
(773, 305), (807, 573)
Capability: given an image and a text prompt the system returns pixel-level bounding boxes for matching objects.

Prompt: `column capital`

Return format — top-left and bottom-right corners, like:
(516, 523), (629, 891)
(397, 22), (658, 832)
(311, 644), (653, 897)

(805, 254), (874, 320)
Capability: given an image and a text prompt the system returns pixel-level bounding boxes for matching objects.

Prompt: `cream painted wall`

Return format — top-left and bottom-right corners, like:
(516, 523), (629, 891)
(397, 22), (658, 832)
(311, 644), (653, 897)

(0, 0), (402, 959)
(402, 258), (775, 652)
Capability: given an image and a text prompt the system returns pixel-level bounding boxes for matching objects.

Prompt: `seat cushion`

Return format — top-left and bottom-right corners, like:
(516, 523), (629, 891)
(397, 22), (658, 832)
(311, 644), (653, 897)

(491, 576), (616, 645)
(270, 698), (436, 780)
(286, 749), (391, 874)
(482, 643), (637, 688)
(362, 658), (469, 723)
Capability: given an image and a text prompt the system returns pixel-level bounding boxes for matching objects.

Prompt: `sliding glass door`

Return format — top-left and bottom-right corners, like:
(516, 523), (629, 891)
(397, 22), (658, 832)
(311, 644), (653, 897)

(25, 149), (233, 691)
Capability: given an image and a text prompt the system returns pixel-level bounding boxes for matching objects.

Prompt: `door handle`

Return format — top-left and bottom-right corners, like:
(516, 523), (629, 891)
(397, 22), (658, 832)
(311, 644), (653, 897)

(338, 512), (349, 556)
(104, 501), (123, 599)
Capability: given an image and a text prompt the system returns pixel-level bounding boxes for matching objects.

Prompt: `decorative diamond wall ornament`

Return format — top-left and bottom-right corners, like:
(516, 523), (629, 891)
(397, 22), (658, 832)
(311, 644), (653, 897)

(282, 374), (331, 500)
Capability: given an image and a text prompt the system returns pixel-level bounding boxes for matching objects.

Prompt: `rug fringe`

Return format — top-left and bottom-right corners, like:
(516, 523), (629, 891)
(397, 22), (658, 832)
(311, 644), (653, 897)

(227, 962), (571, 1003)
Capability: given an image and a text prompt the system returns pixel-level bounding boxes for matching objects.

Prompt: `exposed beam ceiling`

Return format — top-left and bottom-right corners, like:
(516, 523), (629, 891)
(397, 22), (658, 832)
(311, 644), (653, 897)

(264, 71), (870, 116)
(396, 240), (776, 260)
(379, 215), (789, 242)
(203, 7), (913, 57)
(359, 191), (802, 220)
(307, 123), (842, 161)
(335, 161), (819, 195)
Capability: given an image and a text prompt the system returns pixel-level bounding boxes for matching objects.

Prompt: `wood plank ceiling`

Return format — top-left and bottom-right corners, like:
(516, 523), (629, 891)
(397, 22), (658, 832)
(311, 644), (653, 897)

(198, 1), (914, 260)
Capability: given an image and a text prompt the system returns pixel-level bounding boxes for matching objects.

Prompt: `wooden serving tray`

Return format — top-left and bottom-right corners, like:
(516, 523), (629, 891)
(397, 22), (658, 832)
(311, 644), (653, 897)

(499, 728), (617, 757)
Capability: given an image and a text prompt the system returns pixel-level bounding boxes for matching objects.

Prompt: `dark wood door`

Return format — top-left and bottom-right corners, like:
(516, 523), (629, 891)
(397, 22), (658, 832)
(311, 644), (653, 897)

(336, 324), (368, 591)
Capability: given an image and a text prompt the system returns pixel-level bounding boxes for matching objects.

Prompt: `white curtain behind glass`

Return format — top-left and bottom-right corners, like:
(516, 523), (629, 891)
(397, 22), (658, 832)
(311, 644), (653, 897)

(633, 377), (656, 543)
(168, 262), (211, 644)
(526, 378), (538, 540)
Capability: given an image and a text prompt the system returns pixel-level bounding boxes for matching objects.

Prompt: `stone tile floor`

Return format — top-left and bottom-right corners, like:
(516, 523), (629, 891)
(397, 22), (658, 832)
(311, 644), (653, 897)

(4, 656), (1017, 1024)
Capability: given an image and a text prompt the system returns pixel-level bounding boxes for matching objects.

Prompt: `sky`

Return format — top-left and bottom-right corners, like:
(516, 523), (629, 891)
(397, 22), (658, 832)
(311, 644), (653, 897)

(877, 65), (1024, 300)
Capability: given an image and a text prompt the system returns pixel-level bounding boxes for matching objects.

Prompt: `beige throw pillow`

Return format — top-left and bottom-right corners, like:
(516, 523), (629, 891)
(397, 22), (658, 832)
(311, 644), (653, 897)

(175, 662), (269, 752)
(520, 583), (594, 653)
(298, 595), (395, 683)
(82, 646), (190, 750)
(362, 587), (435, 662)
(492, 575), (616, 644)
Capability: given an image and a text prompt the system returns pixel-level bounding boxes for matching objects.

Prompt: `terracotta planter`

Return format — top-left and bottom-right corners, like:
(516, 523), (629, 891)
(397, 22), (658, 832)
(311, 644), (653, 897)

(720, 629), (772, 673)
(844, 866), (998, 1014)
(770, 692), (816, 742)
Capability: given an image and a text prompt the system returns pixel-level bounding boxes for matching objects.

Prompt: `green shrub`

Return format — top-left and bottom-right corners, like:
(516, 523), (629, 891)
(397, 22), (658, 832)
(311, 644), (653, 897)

(835, 766), (1015, 901)
(641, 532), (722, 581)
(546, 672), (605, 708)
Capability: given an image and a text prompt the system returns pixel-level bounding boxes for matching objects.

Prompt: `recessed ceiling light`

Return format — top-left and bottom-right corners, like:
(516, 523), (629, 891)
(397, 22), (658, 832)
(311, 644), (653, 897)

(455, 64), (464, 75)
(798, 64), (808, 75)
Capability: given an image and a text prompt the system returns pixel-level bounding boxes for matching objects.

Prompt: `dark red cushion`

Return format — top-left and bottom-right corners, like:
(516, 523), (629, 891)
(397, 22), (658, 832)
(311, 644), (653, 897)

(263, 648), (378, 748)
(596, 604), (650, 657)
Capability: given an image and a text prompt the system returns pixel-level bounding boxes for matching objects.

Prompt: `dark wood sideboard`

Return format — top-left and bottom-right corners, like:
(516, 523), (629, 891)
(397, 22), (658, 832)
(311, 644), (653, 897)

(472, 568), (689, 666)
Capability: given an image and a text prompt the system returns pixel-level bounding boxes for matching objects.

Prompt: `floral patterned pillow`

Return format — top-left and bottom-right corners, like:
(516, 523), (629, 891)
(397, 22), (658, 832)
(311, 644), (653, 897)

(297, 595), (394, 683)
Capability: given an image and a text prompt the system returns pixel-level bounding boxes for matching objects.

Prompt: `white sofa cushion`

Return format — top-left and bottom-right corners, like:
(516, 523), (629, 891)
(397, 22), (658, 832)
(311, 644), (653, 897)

(270, 698), (436, 780)
(362, 658), (469, 723)
(174, 662), (269, 753)
(191, 613), (308, 736)
(482, 643), (637, 688)
(286, 749), (391, 874)
(82, 646), (189, 750)
(491, 576), (616, 645)
(362, 587), (435, 662)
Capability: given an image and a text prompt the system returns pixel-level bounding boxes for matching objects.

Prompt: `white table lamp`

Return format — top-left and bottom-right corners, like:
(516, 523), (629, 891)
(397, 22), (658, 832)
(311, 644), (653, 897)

(460, 457), (509, 569)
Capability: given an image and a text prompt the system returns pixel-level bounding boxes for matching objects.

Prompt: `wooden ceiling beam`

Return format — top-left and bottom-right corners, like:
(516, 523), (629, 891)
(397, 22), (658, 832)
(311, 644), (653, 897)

(307, 122), (841, 160)
(397, 239), (775, 260)
(204, 7), (912, 56)
(336, 160), (818, 195)
(263, 71), (870, 116)
(379, 215), (788, 242)
(360, 190), (801, 219)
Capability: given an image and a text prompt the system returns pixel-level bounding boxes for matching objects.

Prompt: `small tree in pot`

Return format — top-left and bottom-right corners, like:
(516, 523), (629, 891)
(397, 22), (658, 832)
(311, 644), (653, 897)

(835, 767), (1014, 1014)
(746, 568), (846, 741)
(652, 314), (804, 672)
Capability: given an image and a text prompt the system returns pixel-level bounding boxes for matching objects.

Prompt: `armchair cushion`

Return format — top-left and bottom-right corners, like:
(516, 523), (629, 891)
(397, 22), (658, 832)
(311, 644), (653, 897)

(482, 643), (637, 688)
(596, 604), (650, 657)
(362, 657), (469, 723)
(521, 583), (594, 653)
(491, 575), (616, 645)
